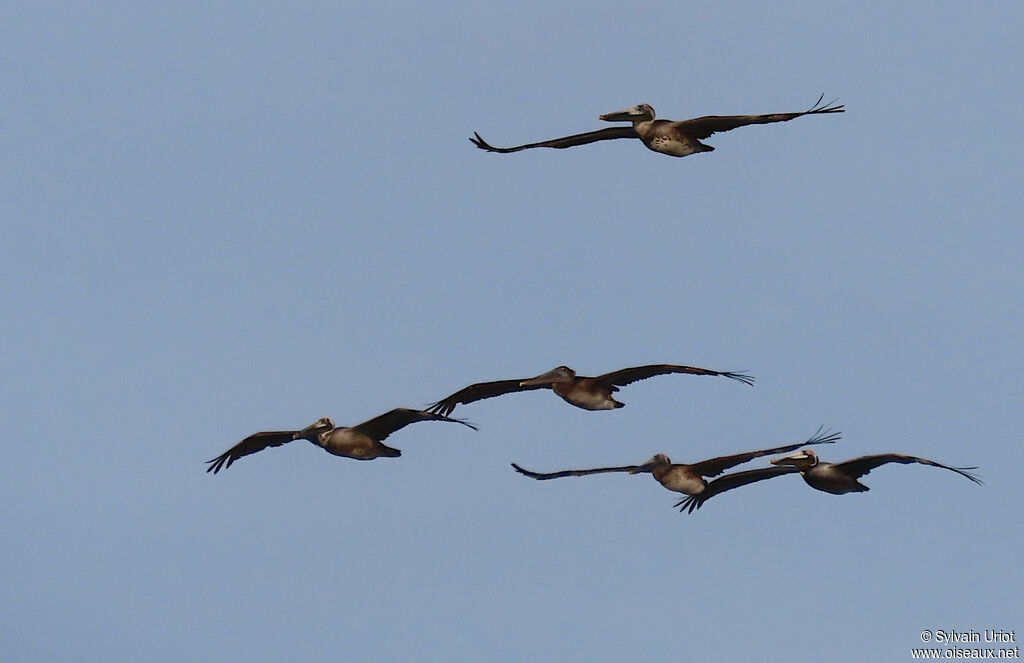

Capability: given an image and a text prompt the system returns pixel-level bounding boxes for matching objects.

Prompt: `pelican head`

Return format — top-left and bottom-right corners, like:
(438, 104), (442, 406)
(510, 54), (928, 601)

(520, 365), (576, 387)
(629, 453), (671, 474)
(295, 417), (334, 441)
(770, 448), (819, 470)
(599, 104), (655, 124)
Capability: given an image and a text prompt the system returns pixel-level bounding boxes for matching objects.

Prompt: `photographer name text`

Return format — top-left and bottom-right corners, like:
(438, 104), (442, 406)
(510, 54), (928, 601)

(925, 631), (1016, 645)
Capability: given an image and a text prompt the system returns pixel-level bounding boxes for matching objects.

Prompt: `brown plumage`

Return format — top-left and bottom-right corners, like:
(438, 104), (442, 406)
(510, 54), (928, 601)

(512, 428), (839, 501)
(678, 448), (983, 512)
(427, 363), (753, 416)
(471, 95), (844, 158)
(769, 449), (983, 494)
(206, 408), (476, 473)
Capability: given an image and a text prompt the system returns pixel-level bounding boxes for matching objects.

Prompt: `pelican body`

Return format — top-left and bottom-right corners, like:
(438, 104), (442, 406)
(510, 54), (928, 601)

(512, 428), (839, 500)
(769, 448), (983, 495)
(470, 95), (844, 158)
(297, 417), (403, 461)
(206, 408), (476, 473)
(678, 447), (982, 512)
(427, 363), (753, 416)
(523, 366), (630, 411)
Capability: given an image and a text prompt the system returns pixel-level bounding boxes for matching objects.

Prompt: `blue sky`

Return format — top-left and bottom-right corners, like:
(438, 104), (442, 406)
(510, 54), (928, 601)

(2, 3), (1021, 661)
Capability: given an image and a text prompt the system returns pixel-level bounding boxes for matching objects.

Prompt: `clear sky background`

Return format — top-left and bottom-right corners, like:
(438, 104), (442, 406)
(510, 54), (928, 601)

(3, 3), (1021, 662)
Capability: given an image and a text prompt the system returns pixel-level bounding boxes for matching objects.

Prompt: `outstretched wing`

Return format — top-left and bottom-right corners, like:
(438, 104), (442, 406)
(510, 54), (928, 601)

(688, 427), (840, 478)
(510, 462), (644, 480)
(426, 379), (549, 416)
(353, 407), (477, 442)
(831, 454), (982, 484)
(206, 430), (298, 474)
(596, 364), (755, 388)
(674, 95), (844, 140)
(675, 466), (800, 513)
(470, 126), (638, 153)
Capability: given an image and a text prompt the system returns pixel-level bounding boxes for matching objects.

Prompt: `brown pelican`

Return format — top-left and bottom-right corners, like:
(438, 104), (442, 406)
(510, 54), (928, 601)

(205, 408), (476, 473)
(470, 94), (844, 158)
(427, 364), (754, 416)
(677, 448), (982, 512)
(511, 428), (838, 500)
(769, 449), (984, 494)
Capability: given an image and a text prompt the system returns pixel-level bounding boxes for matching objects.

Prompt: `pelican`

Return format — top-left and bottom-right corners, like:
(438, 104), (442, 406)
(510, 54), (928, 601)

(205, 408), (476, 473)
(769, 448), (983, 494)
(677, 448), (982, 512)
(470, 94), (844, 158)
(511, 428), (838, 500)
(427, 363), (754, 416)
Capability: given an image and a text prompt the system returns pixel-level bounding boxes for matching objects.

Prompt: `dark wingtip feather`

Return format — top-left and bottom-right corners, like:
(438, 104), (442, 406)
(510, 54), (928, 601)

(806, 93), (845, 114)
(806, 426), (842, 446)
(421, 409), (477, 430)
(724, 371), (756, 387)
(205, 454), (231, 475)
(447, 415), (478, 431)
(425, 399), (455, 417)
(954, 467), (984, 485)
(510, 462), (548, 480)
(470, 132), (499, 152)
(674, 494), (702, 513)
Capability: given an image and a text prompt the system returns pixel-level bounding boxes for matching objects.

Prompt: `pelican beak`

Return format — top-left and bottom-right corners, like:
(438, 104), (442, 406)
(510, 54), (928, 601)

(628, 455), (662, 474)
(599, 106), (645, 122)
(770, 451), (807, 467)
(519, 367), (567, 387)
(295, 419), (328, 440)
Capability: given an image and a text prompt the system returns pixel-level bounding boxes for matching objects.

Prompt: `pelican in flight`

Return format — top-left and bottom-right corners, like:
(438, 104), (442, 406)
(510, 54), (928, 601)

(677, 448), (982, 512)
(470, 94), (844, 158)
(427, 363), (754, 416)
(511, 428), (838, 501)
(206, 408), (476, 473)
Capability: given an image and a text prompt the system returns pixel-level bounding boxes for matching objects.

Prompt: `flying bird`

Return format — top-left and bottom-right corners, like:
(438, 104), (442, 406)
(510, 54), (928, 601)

(768, 448), (983, 494)
(677, 448), (982, 512)
(206, 408), (476, 473)
(427, 363), (754, 416)
(470, 94), (844, 158)
(511, 427), (838, 501)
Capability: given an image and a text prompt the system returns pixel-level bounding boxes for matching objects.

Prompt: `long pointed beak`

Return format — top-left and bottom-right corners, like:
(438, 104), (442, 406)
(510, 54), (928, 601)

(770, 453), (804, 467)
(628, 455), (664, 474)
(598, 108), (638, 122)
(295, 421), (325, 440)
(519, 368), (565, 387)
